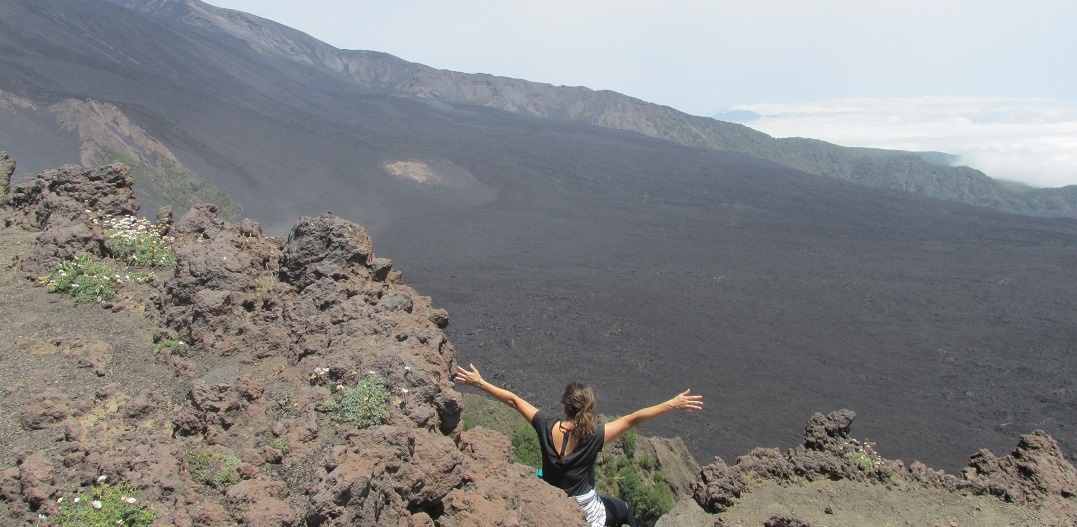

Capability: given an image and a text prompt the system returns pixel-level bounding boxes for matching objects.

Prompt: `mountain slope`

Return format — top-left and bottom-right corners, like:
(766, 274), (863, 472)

(107, 0), (1077, 216)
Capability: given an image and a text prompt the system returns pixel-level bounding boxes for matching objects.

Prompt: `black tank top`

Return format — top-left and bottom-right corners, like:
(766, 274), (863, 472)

(531, 409), (606, 496)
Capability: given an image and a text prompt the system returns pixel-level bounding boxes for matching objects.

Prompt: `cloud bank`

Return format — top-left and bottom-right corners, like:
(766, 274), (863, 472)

(728, 97), (1077, 188)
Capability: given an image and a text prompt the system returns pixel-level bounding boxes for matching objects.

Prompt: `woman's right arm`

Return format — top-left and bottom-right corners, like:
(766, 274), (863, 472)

(604, 389), (703, 445)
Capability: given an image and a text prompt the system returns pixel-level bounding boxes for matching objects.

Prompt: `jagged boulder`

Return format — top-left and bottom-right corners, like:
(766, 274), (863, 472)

(272, 213), (462, 433)
(159, 203), (288, 359)
(694, 456), (749, 514)
(306, 426), (464, 526)
(960, 430), (1077, 505)
(643, 436), (702, 500)
(3, 163), (138, 275)
(5, 163), (137, 229)
(801, 409), (855, 451)
(280, 213), (378, 291)
(694, 410), (902, 513)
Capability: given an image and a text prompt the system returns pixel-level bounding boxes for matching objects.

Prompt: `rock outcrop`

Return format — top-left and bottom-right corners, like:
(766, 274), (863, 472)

(643, 436), (701, 500)
(687, 410), (1077, 525)
(0, 159), (587, 526)
(3, 163), (138, 275)
(960, 430), (1077, 517)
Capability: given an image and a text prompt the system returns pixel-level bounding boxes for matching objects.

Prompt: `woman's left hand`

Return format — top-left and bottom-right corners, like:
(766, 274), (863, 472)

(454, 363), (484, 387)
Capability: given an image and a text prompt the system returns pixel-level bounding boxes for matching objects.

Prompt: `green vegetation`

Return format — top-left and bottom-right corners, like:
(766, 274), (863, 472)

(268, 437), (290, 455)
(155, 331), (191, 357)
(323, 373), (390, 429)
(254, 273), (278, 298)
(186, 448), (242, 488)
(52, 482), (157, 527)
(597, 428), (675, 527)
(97, 213), (177, 267)
(37, 253), (145, 303)
(94, 147), (242, 219)
(37, 209), (172, 303)
(511, 421), (541, 468)
(842, 439), (883, 471)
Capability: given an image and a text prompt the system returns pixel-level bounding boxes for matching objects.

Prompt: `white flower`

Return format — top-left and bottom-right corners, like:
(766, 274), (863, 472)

(124, 497), (137, 504)
(401, 388), (409, 394)
(97, 475), (108, 482)
(404, 366), (411, 372)
(57, 497), (63, 503)
(92, 500), (103, 509)
(39, 514), (47, 520)
(73, 497), (81, 503)
(367, 370), (376, 375)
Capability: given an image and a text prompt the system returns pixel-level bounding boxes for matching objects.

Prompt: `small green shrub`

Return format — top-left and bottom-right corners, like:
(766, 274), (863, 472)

(842, 439), (882, 470)
(511, 421), (541, 468)
(155, 332), (191, 356)
(323, 373), (390, 429)
(96, 213), (176, 267)
(638, 453), (655, 471)
(254, 274), (277, 297)
(186, 448), (241, 488)
(461, 411), (476, 431)
(596, 428), (675, 527)
(616, 465), (674, 527)
(52, 481), (157, 527)
(268, 437), (290, 455)
(38, 253), (121, 303)
(622, 427), (639, 459)
(38, 253), (152, 303)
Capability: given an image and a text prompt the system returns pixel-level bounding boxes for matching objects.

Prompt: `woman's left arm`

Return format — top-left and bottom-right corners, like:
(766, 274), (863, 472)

(454, 363), (540, 423)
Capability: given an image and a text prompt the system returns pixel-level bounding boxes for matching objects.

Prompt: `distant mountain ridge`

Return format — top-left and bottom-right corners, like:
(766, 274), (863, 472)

(105, 0), (1077, 217)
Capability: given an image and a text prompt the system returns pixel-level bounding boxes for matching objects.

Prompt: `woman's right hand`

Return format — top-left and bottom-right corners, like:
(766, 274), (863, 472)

(667, 389), (704, 412)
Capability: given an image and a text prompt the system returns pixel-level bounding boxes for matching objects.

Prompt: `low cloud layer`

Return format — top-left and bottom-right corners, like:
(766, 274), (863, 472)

(728, 97), (1077, 188)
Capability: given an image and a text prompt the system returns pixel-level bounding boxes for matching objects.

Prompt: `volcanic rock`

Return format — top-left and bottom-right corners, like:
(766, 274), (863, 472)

(959, 429), (1077, 517)
(3, 163), (137, 275)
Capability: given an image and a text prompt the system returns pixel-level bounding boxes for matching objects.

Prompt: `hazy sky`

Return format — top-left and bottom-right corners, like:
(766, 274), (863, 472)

(205, 1), (1077, 186)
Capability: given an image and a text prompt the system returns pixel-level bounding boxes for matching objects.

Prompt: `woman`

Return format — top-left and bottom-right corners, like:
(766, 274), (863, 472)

(454, 363), (703, 527)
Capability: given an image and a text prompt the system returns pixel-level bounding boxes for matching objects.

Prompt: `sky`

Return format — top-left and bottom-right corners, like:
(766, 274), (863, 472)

(206, 1), (1077, 187)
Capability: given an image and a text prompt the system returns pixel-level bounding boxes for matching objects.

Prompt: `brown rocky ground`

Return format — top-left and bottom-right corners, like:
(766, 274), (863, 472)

(0, 159), (1075, 526)
(0, 161), (587, 526)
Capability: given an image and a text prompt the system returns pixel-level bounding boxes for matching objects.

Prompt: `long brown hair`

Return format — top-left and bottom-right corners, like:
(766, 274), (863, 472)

(561, 382), (596, 438)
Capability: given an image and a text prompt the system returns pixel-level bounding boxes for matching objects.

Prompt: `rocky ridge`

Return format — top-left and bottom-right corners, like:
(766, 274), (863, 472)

(1, 157), (1075, 526)
(106, 0), (1077, 216)
(0, 157), (588, 526)
(659, 410), (1077, 526)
